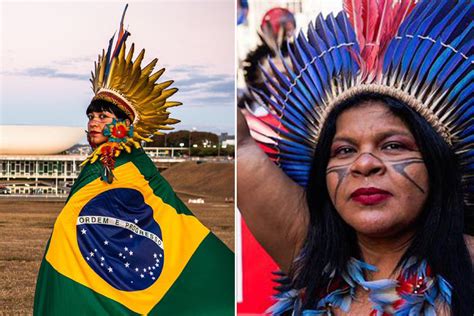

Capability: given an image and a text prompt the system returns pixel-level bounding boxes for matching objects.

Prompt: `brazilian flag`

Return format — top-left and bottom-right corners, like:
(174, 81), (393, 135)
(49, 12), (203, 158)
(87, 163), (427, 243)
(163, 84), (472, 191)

(34, 148), (234, 315)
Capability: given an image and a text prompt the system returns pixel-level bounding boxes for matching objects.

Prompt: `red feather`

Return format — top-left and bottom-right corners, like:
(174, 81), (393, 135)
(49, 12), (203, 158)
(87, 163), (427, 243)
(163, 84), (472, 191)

(343, 0), (417, 81)
(344, 0), (365, 47)
(364, 0), (379, 43)
(112, 4), (129, 58)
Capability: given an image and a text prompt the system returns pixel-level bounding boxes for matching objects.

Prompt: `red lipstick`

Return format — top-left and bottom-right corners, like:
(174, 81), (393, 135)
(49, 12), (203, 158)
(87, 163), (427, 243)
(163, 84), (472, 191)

(351, 187), (392, 205)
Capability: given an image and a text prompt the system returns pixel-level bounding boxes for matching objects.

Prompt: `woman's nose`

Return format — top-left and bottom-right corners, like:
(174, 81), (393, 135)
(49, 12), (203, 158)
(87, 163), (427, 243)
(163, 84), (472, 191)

(88, 118), (99, 128)
(349, 152), (386, 177)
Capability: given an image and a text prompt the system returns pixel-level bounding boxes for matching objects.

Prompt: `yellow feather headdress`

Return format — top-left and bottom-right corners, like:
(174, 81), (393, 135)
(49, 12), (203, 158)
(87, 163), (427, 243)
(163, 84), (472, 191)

(90, 4), (181, 143)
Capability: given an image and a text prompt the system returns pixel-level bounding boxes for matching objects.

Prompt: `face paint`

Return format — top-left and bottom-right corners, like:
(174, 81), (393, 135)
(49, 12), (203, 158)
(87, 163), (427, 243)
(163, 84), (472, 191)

(387, 158), (426, 193)
(326, 163), (350, 202)
(327, 155), (427, 203)
(324, 102), (429, 237)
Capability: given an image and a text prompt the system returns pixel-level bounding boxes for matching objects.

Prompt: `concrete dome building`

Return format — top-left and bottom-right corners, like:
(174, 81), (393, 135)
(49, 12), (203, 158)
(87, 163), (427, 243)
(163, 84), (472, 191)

(0, 125), (84, 155)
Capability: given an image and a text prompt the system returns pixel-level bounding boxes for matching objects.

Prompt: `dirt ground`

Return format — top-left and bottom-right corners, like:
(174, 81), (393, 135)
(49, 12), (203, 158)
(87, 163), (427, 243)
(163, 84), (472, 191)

(0, 161), (234, 314)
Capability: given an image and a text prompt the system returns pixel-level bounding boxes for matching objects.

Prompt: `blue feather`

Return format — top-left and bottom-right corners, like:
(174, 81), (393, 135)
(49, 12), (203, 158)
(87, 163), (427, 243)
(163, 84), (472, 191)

(327, 13), (350, 74)
(442, 59), (473, 98)
(388, 0), (439, 77)
(293, 37), (321, 104)
(448, 70), (473, 104)
(267, 58), (291, 90)
(267, 289), (299, 315)
(307, 22), (330, 79)
(335, 11), (360, 74)
(297, 34), (327, 104)
(436, 48), (471, 90)
(400, 1), (449, 76)
(103, 33), (116, 83)
(311, 17), (335, 78)
(405, 2), (465, 85)
(315, 14), (342, 75)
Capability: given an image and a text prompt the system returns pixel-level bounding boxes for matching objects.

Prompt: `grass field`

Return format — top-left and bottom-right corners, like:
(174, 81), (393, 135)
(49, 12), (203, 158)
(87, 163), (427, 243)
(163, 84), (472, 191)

(0, 161), (234, 314)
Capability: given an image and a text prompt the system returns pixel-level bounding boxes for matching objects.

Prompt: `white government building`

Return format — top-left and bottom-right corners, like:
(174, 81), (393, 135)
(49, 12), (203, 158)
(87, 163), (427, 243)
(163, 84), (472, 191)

(0, 126), (187, 196)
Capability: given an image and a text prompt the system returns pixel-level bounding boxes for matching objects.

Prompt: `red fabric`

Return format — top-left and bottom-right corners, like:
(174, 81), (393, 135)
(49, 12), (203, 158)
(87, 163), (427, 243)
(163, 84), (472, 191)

(237, 219), (279, 315)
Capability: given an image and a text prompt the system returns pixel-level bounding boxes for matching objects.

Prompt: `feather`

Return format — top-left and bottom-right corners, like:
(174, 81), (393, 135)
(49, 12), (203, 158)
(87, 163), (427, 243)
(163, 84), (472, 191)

(267, 289), (299, 315)
(344, 0), (365, 47)
(294, 35), (321, 103)
(102, 33), (115, 83)
(316, 14), (342, 75)
(437, 276), (452, 304)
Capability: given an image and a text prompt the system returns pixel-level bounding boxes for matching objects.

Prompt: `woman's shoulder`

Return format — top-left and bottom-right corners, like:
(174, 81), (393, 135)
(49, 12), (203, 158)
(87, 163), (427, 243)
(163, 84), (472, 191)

(464, 234), (474, 264)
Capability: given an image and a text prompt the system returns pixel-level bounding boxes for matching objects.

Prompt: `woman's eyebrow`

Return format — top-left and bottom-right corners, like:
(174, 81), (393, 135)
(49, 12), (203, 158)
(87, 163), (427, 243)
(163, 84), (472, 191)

(333, 130), (414, 144)
(377, 130), (414, 140)
(332, 136), (357, 145)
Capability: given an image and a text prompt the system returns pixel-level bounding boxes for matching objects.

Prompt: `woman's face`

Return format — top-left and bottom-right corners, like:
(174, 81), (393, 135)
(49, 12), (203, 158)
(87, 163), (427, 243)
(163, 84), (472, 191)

(325, 101), (429, 238)
(87, 111), (117, 146)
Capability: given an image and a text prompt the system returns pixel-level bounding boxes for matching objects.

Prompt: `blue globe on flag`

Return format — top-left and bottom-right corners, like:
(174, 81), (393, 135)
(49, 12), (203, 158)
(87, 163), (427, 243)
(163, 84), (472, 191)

(76, 188), (164, 291)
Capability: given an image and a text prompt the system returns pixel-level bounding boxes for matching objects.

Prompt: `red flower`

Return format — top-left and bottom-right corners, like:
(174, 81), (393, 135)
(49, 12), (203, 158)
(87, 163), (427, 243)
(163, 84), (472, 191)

(111, 124), (128, 139)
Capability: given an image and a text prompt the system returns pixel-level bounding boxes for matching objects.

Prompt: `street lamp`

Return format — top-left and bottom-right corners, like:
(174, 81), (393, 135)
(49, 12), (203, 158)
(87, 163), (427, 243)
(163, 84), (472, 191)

(189, 127), (196, 157)
(179, 143), (184, 157)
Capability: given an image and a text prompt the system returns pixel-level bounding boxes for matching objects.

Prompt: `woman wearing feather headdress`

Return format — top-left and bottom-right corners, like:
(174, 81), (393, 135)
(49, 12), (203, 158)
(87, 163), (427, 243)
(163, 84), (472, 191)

(33, 5), (233, 315)
(238, 0), (474, 315)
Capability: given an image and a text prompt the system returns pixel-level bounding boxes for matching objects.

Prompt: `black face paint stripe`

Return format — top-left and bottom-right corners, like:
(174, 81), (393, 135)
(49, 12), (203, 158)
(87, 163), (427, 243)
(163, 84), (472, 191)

(327, 154), (426, 198)
(326, 165), (350, 201)
(390, 158), (426, 194)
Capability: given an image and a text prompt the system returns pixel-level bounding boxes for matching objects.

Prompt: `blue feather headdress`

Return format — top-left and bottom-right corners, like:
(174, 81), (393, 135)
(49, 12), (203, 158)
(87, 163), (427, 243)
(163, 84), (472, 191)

(251, 0), (473, 232)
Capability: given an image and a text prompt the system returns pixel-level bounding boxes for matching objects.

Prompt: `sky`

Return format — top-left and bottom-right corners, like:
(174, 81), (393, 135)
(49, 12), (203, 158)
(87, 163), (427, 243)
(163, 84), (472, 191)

(0, 0), (235, 140)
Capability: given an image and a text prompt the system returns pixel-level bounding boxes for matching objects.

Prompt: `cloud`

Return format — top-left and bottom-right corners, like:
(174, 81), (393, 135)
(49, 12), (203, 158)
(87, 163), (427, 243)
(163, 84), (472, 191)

(1, 55), (94, 80)
(172, 70), (234, 107)
(2, 61), (234, 108)
(21, 67), (90, 81)
(53, 56), (95, 66)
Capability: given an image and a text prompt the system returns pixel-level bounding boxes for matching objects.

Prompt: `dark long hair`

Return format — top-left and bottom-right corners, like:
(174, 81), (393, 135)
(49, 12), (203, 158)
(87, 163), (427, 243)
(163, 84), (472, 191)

(291, 93), (473, 315)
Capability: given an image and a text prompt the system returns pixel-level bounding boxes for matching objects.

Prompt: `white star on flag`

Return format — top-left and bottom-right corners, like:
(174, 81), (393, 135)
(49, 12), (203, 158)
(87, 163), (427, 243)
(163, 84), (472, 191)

(140, 274), (144, 278)
(134, 219), (138, 224)
(101, 257), (105, 261)
(125, 262), (130, 268)
(124, 247), (128, 251)
(81, 229), (86, 235)
(104, 240), (109, 245)
(129, 251), (133, 256)
(135, 268), (139, 272)
(90, 252), (94, 257)
(153, 253), (157, 258)
(108, 267), (113, 273)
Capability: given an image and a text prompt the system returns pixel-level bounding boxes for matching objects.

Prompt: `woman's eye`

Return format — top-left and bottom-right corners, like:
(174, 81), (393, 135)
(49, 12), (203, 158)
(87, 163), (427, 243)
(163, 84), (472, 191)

(99, 114), (107, 119)
(334, 147), (355, 156)
(87, 115), (93, 120)
(383, 143), (405, 150)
